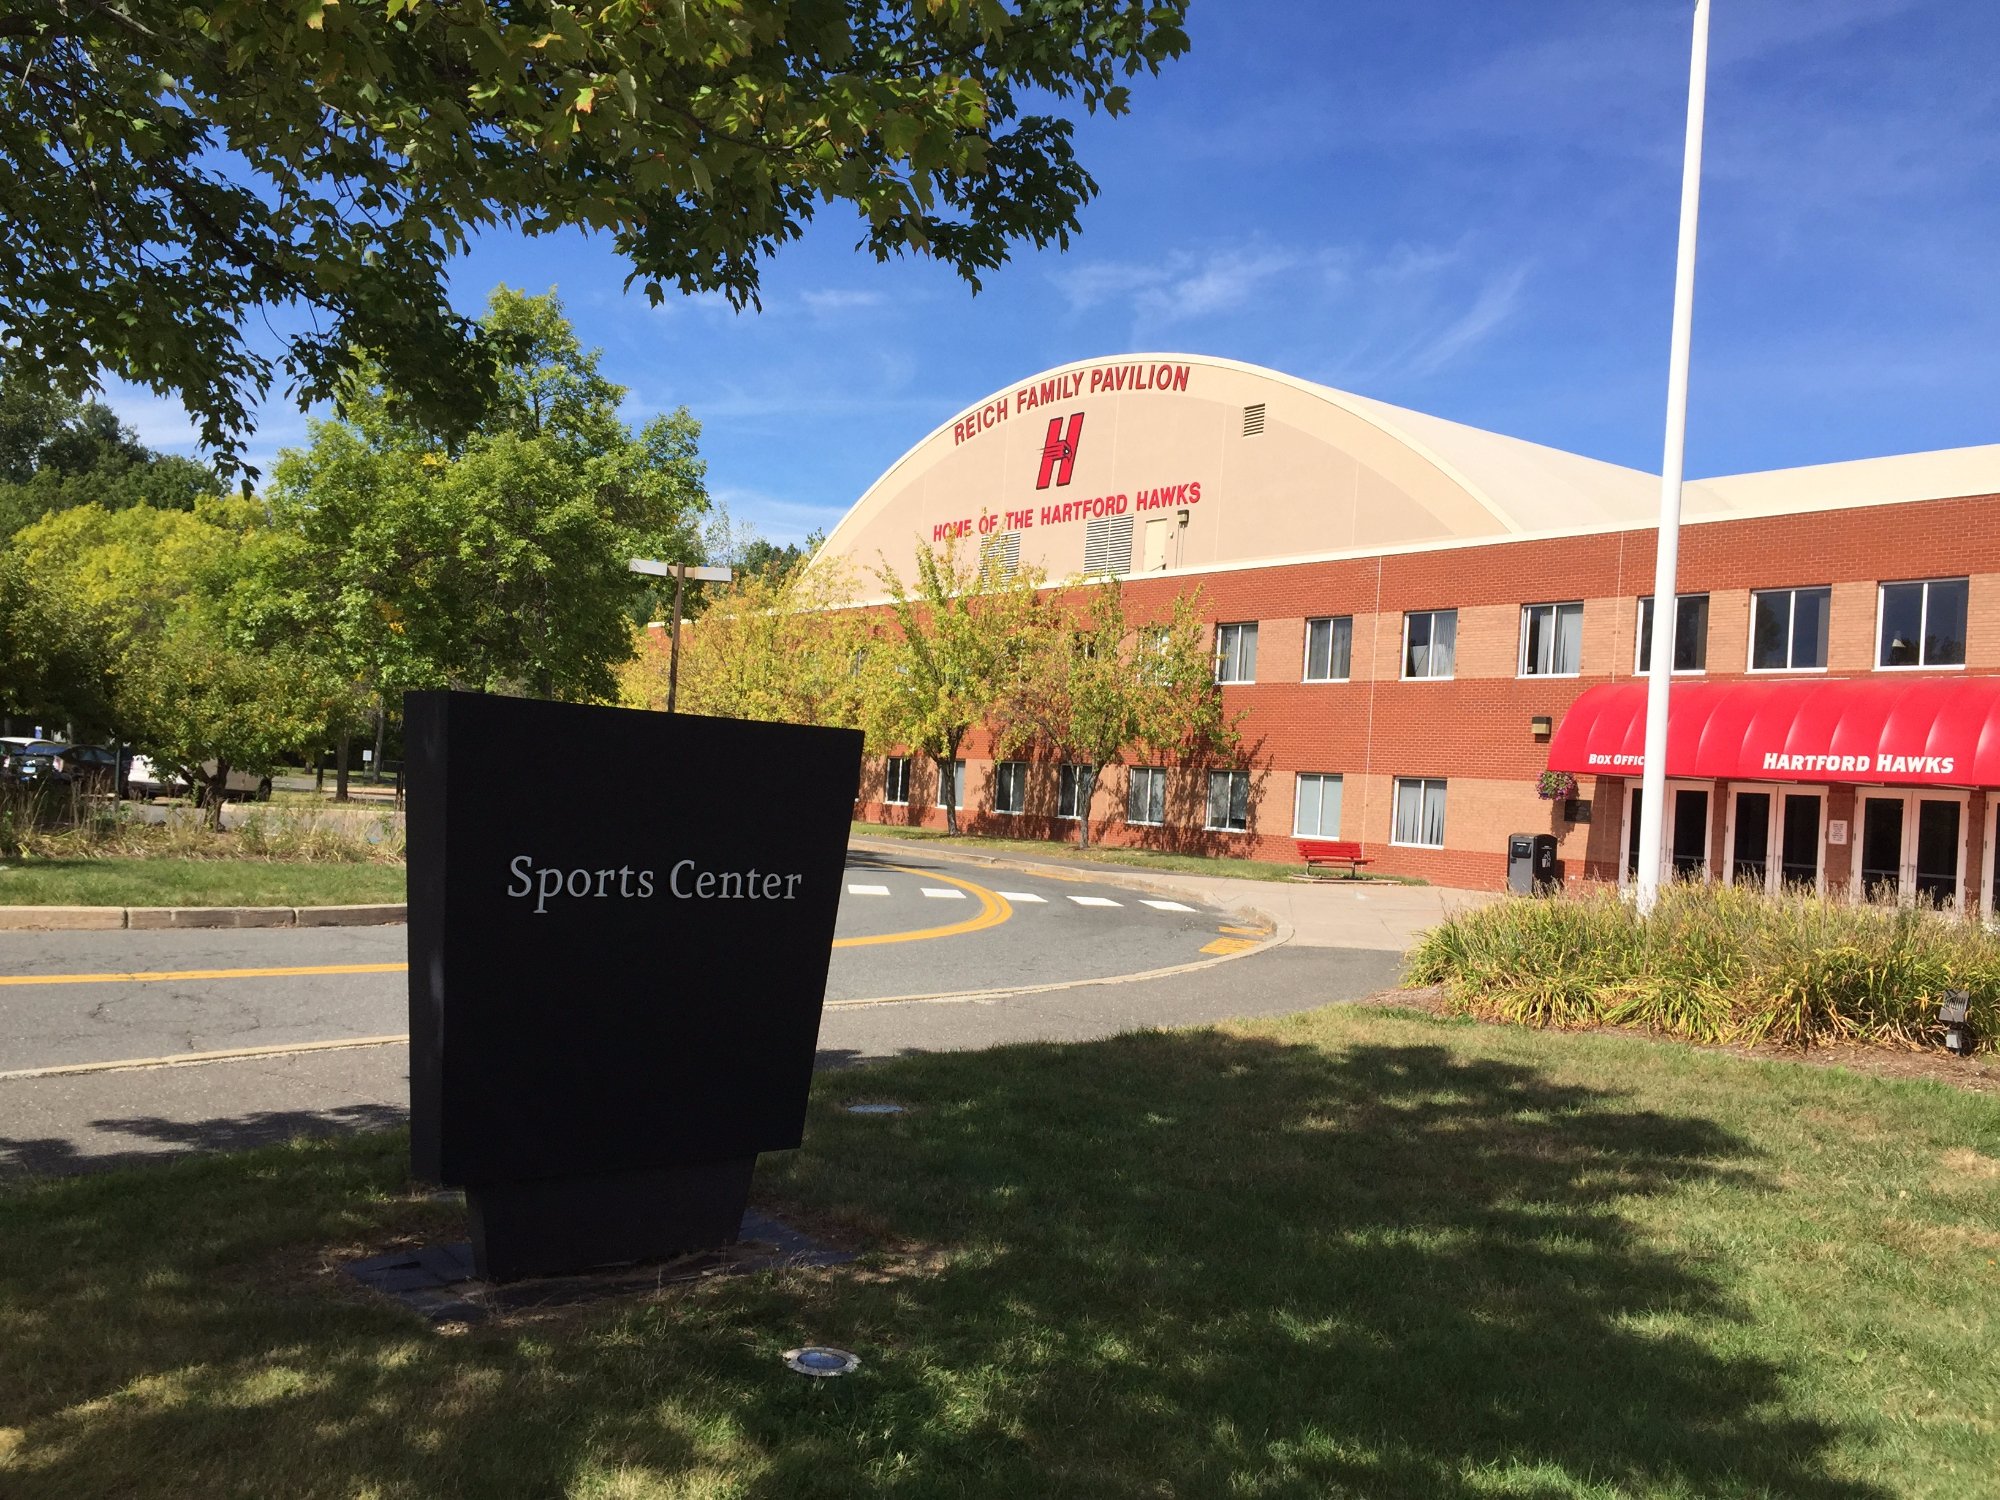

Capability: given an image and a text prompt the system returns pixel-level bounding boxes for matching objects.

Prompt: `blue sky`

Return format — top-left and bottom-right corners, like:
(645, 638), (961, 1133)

(110, 0), (2000, 546)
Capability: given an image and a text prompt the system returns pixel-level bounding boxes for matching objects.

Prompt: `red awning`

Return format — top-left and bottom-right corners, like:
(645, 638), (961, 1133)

(1546, 677), (2000, 788)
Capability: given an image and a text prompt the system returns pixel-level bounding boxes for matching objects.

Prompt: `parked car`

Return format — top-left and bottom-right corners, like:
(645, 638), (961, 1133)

(126, 755), (272, 803)
(49, 744), (132, 794)
(1, 739), (66, 786)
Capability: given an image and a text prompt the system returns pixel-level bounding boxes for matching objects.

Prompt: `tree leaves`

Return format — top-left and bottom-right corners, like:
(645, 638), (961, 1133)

(0, 1), (1191, 473)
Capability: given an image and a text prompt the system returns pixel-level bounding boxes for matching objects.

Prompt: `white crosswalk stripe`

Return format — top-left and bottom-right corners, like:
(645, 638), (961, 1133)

(1140, 899), (1195, 912)
(1068, 895), (1122, 907)
(846, 883), (891, 895)
(996, 891), (1046, 902)
(921, 887), (967, 900)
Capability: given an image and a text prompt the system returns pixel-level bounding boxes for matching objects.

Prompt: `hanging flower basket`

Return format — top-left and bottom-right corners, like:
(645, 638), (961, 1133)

(1536, 769), (1577, 801)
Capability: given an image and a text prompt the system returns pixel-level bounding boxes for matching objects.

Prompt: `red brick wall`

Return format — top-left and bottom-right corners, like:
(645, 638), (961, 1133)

(854, 492), (2000, 890)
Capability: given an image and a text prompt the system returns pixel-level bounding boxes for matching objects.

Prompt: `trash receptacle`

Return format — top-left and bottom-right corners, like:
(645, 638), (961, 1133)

(1508, 833), (1562, 894)
(1531, 833), (1560, 891)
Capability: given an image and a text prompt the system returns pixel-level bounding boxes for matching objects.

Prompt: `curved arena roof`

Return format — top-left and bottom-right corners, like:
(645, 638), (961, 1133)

(817, 352), (2000, 589)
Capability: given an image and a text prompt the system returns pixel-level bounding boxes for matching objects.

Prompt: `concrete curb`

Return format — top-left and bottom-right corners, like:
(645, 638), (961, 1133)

(0, 903), (408, 931)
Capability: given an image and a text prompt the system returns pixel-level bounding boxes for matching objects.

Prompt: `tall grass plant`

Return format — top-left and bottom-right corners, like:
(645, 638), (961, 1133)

(1409, 881), (1999, 1051)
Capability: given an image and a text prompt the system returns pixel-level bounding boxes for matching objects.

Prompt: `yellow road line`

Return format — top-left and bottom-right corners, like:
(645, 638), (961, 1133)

(830, 865), (1011, 946)
(0, 868), (1013, 988)
(0, 1034), (410, 1082)
(0, 961), (408, 988)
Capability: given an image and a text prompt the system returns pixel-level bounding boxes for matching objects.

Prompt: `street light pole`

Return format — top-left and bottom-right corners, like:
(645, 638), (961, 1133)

(1635, 0), (1711, 916)
(629, 558), (734, 715)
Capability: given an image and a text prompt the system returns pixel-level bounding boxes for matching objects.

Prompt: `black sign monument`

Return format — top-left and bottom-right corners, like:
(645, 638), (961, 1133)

(405, 690), (862, 1281)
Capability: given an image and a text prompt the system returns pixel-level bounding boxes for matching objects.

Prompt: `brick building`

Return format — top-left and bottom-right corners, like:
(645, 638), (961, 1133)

(821, 353), (2000, 902)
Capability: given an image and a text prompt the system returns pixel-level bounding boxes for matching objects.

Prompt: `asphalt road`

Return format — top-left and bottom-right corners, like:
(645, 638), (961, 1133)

(0, 846), (1406, 1175)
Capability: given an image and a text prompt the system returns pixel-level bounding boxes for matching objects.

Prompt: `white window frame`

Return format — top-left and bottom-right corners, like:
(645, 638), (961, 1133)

(1875, 578), (1969, 672)
(1518, 601), (1584, 679)
(1057, 763), (1090, 821)
(1390, 777), (1447, 848)
(1205, 769), (1250, 832)
(1746, 586), (1831, 673)
(1127, 766), (1166, 827)
(1635, 594), (1710, 676)
(1214, 621), (1258, 684)
(993, 760), (1027, 816)
(1401, 610), (1457, 681)
(1293, 772), (1343, 839)
(1302, 616), (1353, 683)
(884, 756), (910, 806)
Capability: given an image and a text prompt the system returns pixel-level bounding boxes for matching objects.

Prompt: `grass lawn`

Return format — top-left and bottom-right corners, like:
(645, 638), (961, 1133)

(3, 1007), (1996, 1497)
(850, 820), (1425, 885)
(0, 857), (407, 907)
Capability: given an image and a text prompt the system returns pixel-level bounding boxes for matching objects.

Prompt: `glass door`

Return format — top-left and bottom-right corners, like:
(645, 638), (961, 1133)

(1624, 783), (1712, 888)
(1727, 786), (1827, 896)
(1728, 790), (1771, 888)
(1858, 795), (1906, 902)
(1854, 790), (1966, 909)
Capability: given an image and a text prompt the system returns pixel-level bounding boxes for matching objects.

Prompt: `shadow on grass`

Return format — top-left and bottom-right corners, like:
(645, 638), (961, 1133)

(0, 1027), (1889, 1499)
(0, 1102), (409, 1177)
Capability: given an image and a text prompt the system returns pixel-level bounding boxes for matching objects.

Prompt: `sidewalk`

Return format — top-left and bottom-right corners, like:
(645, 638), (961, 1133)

(847, 836), (1500, 951)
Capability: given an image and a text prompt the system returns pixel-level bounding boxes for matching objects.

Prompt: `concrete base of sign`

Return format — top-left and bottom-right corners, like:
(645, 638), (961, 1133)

(467, 1156), (757, 1282)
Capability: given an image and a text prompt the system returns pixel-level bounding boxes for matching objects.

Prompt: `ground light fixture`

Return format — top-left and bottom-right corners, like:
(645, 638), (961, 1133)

(1939, 990), (1973, 1055)
(783, 1347), (861, 1377)
(844, 1102), (907, 1115)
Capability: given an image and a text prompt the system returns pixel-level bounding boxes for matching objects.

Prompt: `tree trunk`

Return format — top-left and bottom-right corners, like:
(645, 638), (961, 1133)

(314, 749), (325, 795)
(370, 706), (386, 784)
(938, 739), (961, 835)
(335, 733), (351, 804)
(1078, 764), (1098, 849)
(202, 759), (230, 832)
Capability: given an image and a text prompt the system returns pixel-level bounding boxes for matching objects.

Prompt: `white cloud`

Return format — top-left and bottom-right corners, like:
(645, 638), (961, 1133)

(1051, 245), (1334, 327)
(1394, 263), (1533, 380)
(95, 378), (203, 450)
(799, 288), (890, 315)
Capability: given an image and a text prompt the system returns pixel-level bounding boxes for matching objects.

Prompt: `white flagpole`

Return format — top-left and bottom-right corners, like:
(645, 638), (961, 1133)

(1636, 0), (1711, 916)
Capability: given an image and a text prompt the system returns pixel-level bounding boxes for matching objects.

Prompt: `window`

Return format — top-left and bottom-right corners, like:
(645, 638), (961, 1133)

(1206, 770), (1250, 831)
(941, 759), (965, 811)
(1214, 622), (1259, 683)
(1878, 578), (1968, 668)
(1749, 587), (1831, 671)
(1083, 513), (1135, 576)
(1519, 601), (1584, 677)
(993, 760), (1026, 815)
(1127, 766), (1165, 827)
(1293, 773), (1343, 838)
(1058, 763), (1091, 820)
(1303, 616), (1353, 682)
(1392, 777), (1447, 848)
(884, 756), (910, 806)
(1403, 610), (1457, 680)
(1636, 594), (1709, 673)
(1135, 626), (1172, 683)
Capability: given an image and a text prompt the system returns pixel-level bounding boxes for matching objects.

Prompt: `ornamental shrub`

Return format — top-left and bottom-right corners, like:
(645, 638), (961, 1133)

(1407, 881), (1999, 1051)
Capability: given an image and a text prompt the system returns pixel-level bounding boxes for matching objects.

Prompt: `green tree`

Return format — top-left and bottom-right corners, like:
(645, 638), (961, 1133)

(0, 381), (220, 539)
(1, 2), (1191, 471)
(993, 581), (1235, 847)
(0, 550), (113, 729)
(264, 287), (711, 711)
(627, 557), (866, 727)
(865, 538), (1044, 834)
(120, 617), (349, 827)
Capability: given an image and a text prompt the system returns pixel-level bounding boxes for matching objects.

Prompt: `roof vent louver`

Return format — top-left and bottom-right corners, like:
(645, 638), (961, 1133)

(1242, 403), (1266, 437)
(1082, 514), (1134, 577)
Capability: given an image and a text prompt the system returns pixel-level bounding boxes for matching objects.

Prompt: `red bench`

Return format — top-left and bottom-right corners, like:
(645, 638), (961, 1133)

(1298, 839), (1373, 877)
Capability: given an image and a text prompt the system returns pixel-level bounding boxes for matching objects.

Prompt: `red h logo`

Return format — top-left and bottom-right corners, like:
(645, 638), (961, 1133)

(1037, 413), (1084, 490)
